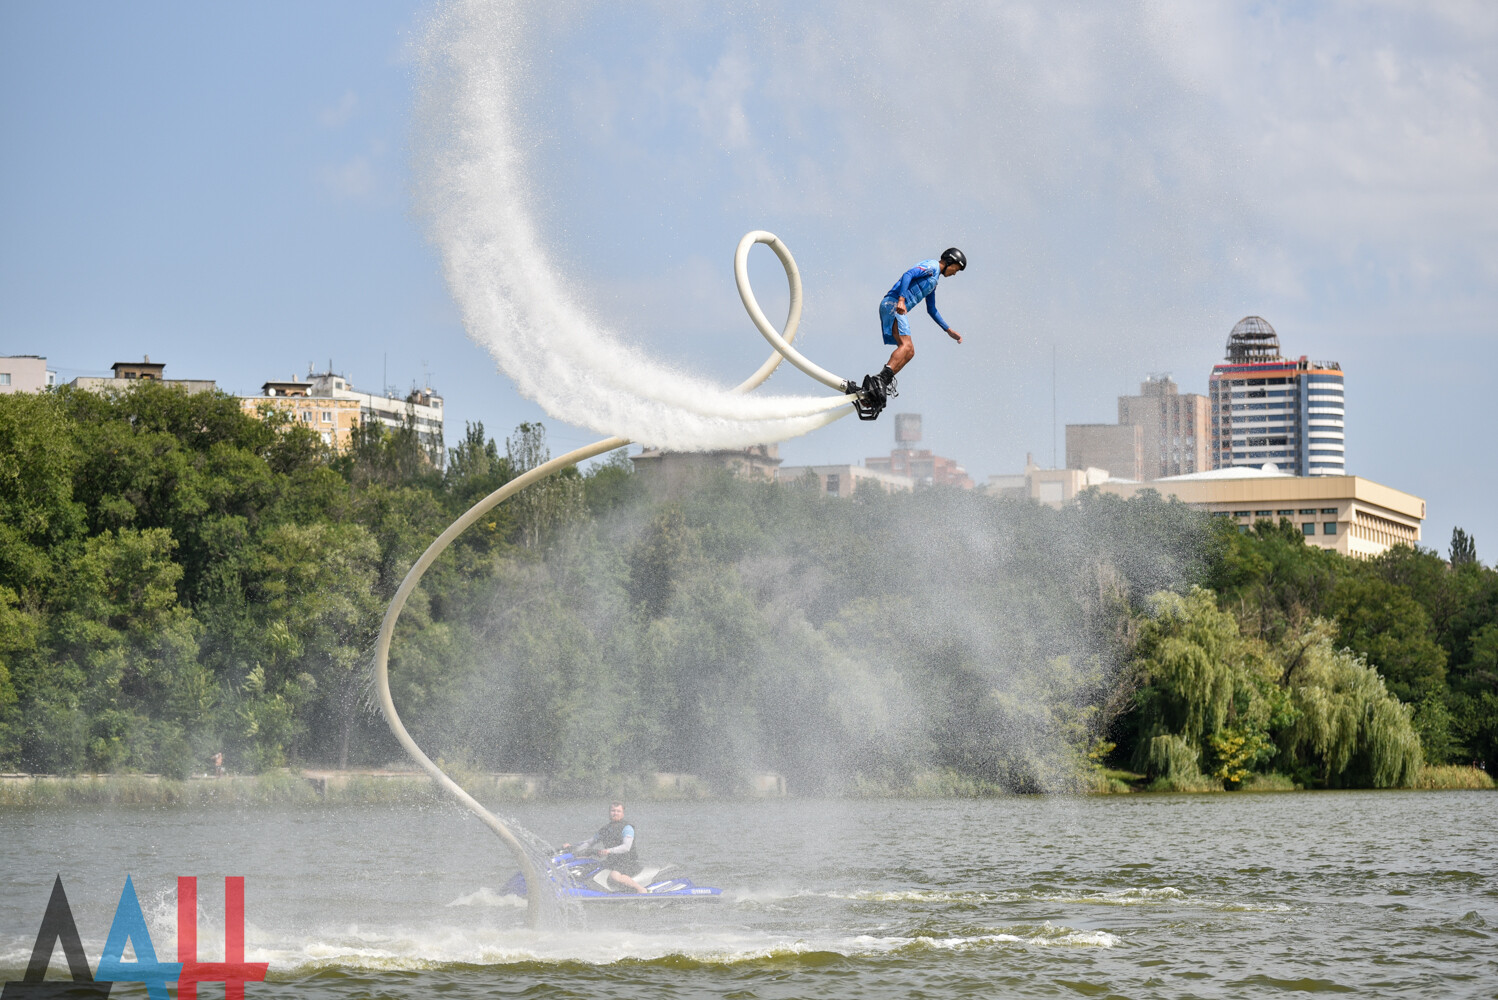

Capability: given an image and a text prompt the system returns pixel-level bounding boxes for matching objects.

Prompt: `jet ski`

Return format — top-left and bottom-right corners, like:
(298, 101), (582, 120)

(501, 852), (723, 901)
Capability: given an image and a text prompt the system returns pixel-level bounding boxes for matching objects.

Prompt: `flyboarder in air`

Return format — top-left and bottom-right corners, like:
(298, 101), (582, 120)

(846, 247), (966, 420)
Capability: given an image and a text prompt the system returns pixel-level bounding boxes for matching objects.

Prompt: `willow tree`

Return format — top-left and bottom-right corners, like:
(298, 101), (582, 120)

(1280, 622), (1422, 788)
(1127, 587), (1283, 784)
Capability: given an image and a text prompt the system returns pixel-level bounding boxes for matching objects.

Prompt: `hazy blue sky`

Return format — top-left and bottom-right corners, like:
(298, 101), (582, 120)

(3, 2), (1494, 559)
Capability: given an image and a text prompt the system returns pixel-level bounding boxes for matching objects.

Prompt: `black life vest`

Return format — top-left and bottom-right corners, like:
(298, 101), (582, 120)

(593, 819), (638, 861)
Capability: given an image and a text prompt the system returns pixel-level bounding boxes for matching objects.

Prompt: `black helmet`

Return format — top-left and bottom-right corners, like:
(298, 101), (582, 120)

(940, 247), (966, 271)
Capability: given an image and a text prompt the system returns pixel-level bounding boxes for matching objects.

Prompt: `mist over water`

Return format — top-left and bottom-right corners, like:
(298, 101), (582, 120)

(412, 0), (853, 451)
(409, 476), (1209, 795)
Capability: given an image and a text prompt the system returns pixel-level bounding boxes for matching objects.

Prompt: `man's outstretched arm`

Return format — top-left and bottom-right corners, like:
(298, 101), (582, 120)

(926, 293), (962, 342)
(925, 290), (949, 332)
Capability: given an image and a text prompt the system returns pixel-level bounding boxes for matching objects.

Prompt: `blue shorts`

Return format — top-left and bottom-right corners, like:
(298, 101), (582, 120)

(879, 296), (911, 345)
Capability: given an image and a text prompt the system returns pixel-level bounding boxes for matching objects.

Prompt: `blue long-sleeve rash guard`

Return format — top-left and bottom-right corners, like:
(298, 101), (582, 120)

(886, 259), (950, 331)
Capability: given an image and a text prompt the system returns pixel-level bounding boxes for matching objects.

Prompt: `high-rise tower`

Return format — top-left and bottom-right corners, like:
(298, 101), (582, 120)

(1209, 317), (1345, 475)
(1118, 375), (1210, 479)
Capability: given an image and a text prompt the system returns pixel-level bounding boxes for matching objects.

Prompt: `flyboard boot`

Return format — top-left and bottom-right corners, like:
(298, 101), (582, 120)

(848, 366), (897, 421)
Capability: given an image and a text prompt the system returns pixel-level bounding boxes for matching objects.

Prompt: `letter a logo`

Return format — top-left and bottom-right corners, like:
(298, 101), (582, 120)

(94, 877), (182, 1000)
(0, 875), (112, 999)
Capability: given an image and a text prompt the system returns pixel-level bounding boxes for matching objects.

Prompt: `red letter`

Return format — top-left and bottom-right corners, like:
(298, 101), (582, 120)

(176, 876), (268, 1000)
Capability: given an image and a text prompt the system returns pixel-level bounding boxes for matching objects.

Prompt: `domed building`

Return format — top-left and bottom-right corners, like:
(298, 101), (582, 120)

(1209, 317), (1345, 476)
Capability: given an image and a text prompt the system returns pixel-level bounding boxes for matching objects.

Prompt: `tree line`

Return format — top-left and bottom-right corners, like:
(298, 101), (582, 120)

(0, 382), (1492, 790)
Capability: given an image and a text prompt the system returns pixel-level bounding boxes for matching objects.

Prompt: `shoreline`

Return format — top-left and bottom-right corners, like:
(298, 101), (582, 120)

(0, 764), (1490, 807)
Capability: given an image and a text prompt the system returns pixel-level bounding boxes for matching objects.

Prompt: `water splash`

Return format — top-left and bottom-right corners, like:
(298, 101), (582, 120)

(412, 0), (852, 451)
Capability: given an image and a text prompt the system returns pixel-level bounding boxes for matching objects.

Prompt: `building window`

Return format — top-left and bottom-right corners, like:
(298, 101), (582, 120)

(301, 411), (313, 422)
(321, 410), (334, 423)
(826, 474), (840, 495)
(1276, 509), (1293, 516)
(1321, 508), (1337, 514)
(1324, 522), (1338, 535)
(0, 373), (9, 385)
(1254, 510), (1272, 516)
(1298, 508), (1317, 515)
(1302, 523), (1315, 536)
(1235, 511), (1250, 518)
(1238, 525), (1250, 534)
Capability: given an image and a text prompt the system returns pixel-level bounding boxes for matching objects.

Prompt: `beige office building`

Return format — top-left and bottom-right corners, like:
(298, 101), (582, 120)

(240, 391), (362, 450)
(1121, 375), (1210, 479)
(632, 444), (783, 489)
(777, 463), (914, 497)
(70, 357), (217, 394)
(1066, 424), (1143, 482)
(0, 355), (56, 393)
(1067, 375), (1207, 481)
(1093, 466), (1423, 558)
(983, 453), (1111, 506)
(240, 369), (445, 464)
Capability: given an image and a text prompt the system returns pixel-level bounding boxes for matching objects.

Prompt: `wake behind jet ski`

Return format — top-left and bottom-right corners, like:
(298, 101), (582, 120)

(501, 852), (722, 901)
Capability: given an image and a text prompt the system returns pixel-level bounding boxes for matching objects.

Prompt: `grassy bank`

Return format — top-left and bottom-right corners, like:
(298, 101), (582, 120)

(0, 772), (442, 808)
(2, 766), (1491, 807)
(0, 769), (750, 807)
(1412, 765), (1496, 790)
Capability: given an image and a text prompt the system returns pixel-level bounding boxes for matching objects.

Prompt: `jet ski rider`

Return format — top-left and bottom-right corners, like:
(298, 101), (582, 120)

(561, 801), (648, 893)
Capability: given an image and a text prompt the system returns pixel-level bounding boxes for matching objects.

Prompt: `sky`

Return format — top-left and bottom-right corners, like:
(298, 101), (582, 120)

(2, 1), (1495, 560)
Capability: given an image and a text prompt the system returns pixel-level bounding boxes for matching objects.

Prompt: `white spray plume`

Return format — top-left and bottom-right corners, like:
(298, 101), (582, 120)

(413, 0), (853, 451)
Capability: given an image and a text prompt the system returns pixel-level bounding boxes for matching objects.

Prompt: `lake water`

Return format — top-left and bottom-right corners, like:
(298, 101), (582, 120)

(2, 791), (1495, 998)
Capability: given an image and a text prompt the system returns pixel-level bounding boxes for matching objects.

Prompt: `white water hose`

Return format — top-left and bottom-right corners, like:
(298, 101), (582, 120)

(732, 231), (852, 393)
(374, 232), (855, 927)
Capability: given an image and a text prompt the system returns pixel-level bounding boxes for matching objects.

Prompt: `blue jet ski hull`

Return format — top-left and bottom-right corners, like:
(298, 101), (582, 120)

(503, 853), (723, 901)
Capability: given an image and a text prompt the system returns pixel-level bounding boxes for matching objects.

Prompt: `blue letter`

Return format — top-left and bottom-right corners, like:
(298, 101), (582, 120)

(95, 876), (182, 1000)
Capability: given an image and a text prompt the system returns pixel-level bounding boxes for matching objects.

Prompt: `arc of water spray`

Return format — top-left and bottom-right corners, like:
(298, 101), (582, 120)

(374, 232), (855, 928)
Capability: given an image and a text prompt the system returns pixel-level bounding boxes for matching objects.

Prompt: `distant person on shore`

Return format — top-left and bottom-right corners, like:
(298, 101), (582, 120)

(848, 248), (966, 417)
(561, 801), (647, 893)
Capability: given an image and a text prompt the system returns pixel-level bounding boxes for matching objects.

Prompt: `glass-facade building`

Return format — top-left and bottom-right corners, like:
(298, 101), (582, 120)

(1209, 317), (1345, 476)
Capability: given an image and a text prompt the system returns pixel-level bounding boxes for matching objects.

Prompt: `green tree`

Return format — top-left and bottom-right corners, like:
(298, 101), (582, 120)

(504, 423), (584, 548)
(1125, 588), (1284, 786)
(0, 391), (84, 594)
(43, 528), (208, 776)
(1280, 627), (1422, 788)
(235, 521), (382, 766)
(1450, 527), (1477, 567)
(1325, 569), (1447, 703)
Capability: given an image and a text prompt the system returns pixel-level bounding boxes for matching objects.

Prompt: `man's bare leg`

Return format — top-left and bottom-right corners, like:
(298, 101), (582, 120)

(609, 870), (648, 893)
(884, 334), (914, 375)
